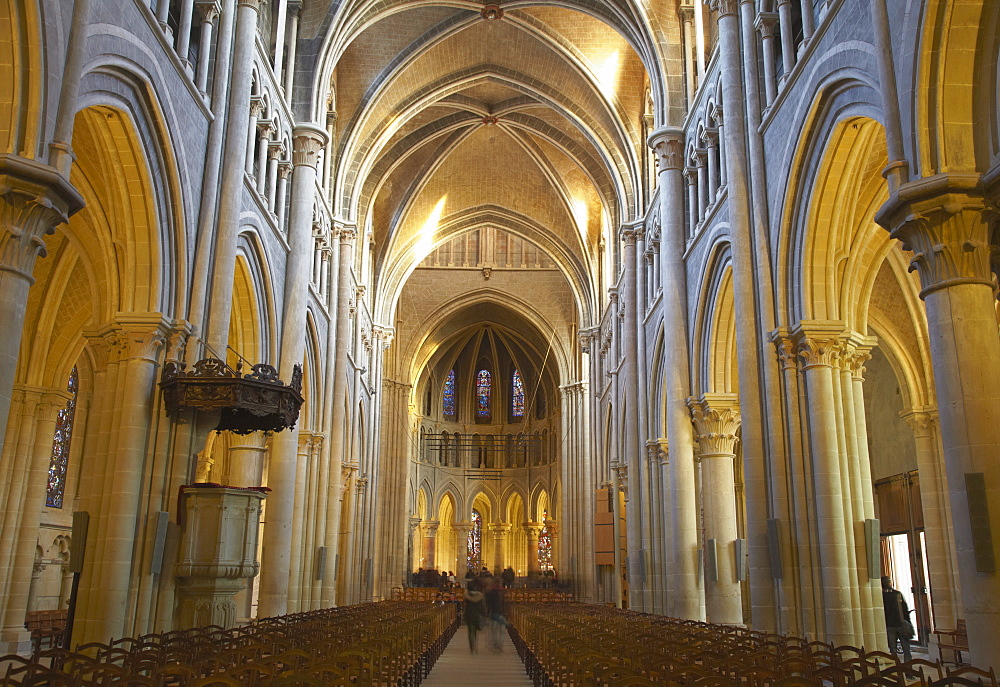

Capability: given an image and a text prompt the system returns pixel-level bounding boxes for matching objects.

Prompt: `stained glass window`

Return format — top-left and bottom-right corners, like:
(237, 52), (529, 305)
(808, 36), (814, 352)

(476, 369), (491, 418)
(443, 369), (456, 416)
(46, 366), (78, 509)
(512, 370), (524, 417)
(538, 512), (552, 570)
(468, 509), (483, 571)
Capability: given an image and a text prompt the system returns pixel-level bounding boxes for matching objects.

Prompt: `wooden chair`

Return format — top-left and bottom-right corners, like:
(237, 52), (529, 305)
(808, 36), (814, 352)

(935, 620), (969, 665)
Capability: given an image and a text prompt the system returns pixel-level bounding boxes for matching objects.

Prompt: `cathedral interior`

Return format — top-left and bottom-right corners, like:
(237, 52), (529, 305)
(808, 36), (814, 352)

(2, 0), (1000, 676)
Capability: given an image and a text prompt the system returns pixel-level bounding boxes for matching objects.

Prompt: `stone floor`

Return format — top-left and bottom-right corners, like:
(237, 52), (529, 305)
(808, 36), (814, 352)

(423, 623), (533, 686)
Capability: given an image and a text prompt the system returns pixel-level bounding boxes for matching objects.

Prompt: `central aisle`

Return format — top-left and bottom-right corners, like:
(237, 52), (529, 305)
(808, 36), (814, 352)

(422, 624), (533, 686)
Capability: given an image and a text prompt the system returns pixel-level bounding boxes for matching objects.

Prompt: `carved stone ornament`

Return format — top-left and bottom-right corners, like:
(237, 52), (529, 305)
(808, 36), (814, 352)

(160, 357), (304, 434)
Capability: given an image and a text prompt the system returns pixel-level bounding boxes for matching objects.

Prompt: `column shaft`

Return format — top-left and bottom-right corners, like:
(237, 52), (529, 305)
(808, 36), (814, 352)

(257, 125), (327, 618)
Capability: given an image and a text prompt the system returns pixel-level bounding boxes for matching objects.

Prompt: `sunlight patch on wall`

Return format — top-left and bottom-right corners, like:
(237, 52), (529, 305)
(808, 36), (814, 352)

(595, 51), (621, 101)
(413, 195), (447, 264)
(571, 196), (589, 241)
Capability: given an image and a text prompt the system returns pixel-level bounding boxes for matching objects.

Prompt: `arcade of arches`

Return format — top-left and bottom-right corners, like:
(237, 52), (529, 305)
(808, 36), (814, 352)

(1, 0), (999, 673)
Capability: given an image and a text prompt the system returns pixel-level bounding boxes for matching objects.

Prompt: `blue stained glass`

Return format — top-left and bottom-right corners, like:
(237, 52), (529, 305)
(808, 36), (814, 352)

(476, 369), (491, 418)
(512, 370), (524, 417)
(468, 509), (483, 570)
(46, 367), (78, 508)
(443, 369), (456, 416)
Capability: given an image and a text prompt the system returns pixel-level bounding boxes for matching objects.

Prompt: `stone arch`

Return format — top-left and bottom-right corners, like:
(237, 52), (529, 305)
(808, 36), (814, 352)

(229, 254), (262, 366)
(0, 0), (46, 156)
(415, 484), (429, 520)
(915, 0), (1000, 171)
(236, 229), (279, 363)
(794, 117), (892, 330)
(691, 239), (737, 396)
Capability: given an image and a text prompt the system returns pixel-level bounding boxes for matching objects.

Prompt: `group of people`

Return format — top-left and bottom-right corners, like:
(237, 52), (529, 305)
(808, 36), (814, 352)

(411, 568), (461, 589)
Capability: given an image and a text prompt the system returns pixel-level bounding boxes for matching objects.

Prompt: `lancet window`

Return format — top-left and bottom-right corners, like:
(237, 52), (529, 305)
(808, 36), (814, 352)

(443, 369), (456, 417)
(468, 509), (483, 570)
(46, 366), (78, 508)
(476, 369), (491, 419)
(512, 369), (524, 417)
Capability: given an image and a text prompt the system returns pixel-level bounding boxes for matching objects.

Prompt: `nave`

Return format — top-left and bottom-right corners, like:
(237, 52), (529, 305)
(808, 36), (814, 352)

(2, 600), (998, 686)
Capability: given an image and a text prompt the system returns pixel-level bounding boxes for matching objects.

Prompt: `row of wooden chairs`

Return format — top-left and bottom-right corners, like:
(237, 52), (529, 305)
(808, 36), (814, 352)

(390, 587), (572, 603)
(0, 600), (458, 686)
(505, 603), (998, 687)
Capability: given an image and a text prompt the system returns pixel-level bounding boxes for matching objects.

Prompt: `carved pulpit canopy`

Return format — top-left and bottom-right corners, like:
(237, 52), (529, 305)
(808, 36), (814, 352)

(160, 357), (303, 434)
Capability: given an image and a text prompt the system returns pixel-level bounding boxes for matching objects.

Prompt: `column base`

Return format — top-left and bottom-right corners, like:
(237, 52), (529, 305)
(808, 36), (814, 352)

(0, 626), (33, 656)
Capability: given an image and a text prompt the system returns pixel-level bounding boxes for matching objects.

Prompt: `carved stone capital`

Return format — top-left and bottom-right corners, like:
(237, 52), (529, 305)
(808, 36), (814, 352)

(647, 127), (686, 171)
(523, 522), (544, 539)
(249, 97), (266, 119)
(688, 393), (741, 457)
(875, 174), (996, 298)
(489, 523), (512, 538)
(0, 155), (84, 280)
(710, 0), (740, 17)
(114, 315), (169, 363)
(770, 328), (799, 371)
(791, 323), (846, 369)
(337, 224), (358, 245)
(841, 334), (877, 379)
(290, 124), (329, 168)
(754, 12), (779, 38)
(620, 224), (641, 245)
(195, 0), (222, 23)
(901, 408), (939, 437)
(237, 0), (265, 11)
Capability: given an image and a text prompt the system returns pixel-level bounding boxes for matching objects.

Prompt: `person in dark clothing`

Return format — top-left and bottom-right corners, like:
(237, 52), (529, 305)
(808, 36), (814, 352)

(882, 576), (913, 662)
(501, 566), (515, 588)
(463, 584), (487, 653)
(484, 578), (506, 653)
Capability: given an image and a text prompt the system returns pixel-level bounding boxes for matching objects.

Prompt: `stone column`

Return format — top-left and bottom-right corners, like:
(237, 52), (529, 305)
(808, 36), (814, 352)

(257, 124), (328, 618)
(282, 2), (300, 96)
(408, 517), (422, 574)
(265, 142), (284, 213)
(205, 0), (264, 353)
(0, 161), (82, 455)
(902, 409), (961, 642)
(225, 432), (268, 487)
(194, 1), (221, 95)
(0, 389), (67, 650)
(684, 167), (698, 238)
(755, 12), (779, 106)
(490, 523), (511, 575)
(544, 520), (559, 573)
(793, 326), (854, 645)
(78, 317), (167, 645)
(452, 523), (473, 576)
(694, 148), (708, 219)
(275, 162), (292, 230)
(876, 178), (1000, 669)
(704, 129), (720, 201)
(689, 394), (743, 625)
(712, 0), (777, 632)
(285, 433), (313, 613)
(841, 337), (882, 650)
(524, 523), (544, 577)
(421, 522), (439, 570)
(648, 128), (701, 620)
(619, 223), (646, 610)
(774, 0), (796, 84)
(679, 4), (696, 104)
(245, 97), (264, 176)
(320, 225), (356, 606)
